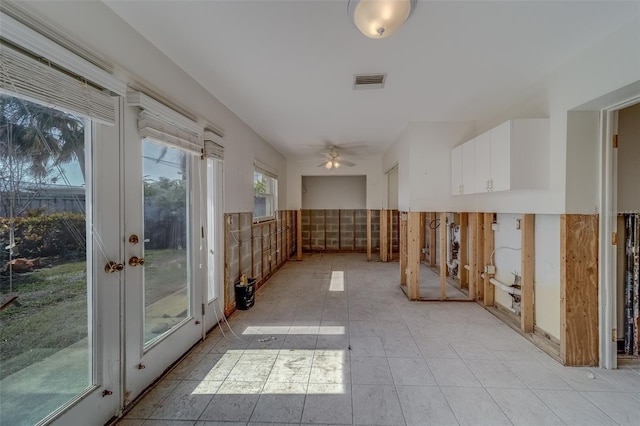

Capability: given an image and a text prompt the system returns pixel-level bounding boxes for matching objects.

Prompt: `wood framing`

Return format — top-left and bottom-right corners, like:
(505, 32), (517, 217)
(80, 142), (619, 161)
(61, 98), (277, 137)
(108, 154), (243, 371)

(429, 212), (437, 267)
(297, 209), (303, 260)
(440, 212), (447, 300)
(380, 209), (389, 262)
(560, 214), (599, 366)
(400, 213), (408, 286)
(459, 213), (468, 289)
(483, 212), (495, 307)
(224, 213), (230, 313)
(407, 212), (421, 300)
(468, 213), (478, 300)
(366, 210), (372, 261)
(420, 212), (427, 261)
(521, 214), (535, 333)
(286, 211), (291, 259)
(473, 213), (484, 300)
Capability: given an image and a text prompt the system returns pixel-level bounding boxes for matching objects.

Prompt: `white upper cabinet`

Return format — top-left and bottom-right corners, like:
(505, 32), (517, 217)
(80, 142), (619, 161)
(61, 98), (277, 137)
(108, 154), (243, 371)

(451, 143), (463, 195)
(474, 130), (492, 192)
(461, 139), (476, 195)
(451, 118), (549, 195)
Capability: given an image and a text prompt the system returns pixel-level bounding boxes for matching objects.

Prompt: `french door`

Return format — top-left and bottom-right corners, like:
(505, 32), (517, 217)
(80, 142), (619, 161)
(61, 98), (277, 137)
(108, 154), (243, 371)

(121, 108), (204, 400)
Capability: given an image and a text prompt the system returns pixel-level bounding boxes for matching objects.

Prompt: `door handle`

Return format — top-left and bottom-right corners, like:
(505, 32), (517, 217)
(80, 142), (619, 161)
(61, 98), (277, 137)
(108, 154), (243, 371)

(128, 256), (145, 267)
(104, 261), (124, 273)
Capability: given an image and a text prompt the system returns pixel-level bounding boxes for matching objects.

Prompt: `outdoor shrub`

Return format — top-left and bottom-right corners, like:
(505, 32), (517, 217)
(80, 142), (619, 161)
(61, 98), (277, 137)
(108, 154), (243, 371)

(0, 212), (86, 263)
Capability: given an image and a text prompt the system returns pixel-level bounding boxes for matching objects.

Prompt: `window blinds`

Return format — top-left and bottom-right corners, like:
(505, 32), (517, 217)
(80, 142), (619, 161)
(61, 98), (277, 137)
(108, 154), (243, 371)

(203, 130), (224, 160)
(128, 90), (203, 155)
(0, 43), (117, 125)
(254, 160), (277, 179)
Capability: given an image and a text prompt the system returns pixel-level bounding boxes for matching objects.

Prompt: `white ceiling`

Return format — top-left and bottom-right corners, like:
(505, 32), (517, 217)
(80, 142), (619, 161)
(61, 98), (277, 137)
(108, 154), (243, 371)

(105, 1), (639, 159)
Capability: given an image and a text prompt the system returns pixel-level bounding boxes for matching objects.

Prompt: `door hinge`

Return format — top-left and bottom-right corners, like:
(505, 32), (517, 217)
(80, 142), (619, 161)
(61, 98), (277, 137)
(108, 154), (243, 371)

(612, 232), (617, 246)
(613, 134), (618, 148)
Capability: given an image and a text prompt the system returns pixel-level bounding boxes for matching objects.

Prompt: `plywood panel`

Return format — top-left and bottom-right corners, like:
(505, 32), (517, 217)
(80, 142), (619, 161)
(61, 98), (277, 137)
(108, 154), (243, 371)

(560, 214), (599, 366)
(521, 214), (535, 333)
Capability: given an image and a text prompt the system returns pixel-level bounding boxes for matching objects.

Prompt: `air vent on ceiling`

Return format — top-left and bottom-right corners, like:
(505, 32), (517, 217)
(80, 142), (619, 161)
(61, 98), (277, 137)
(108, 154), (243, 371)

(353, 73), (386, 90)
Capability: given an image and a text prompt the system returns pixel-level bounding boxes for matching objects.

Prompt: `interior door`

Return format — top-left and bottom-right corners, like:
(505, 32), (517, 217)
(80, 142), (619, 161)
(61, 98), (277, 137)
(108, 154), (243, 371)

(122, 108), (203, 401)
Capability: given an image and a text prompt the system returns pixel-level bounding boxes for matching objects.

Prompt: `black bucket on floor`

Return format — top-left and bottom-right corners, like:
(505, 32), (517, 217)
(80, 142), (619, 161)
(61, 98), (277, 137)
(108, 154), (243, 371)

(234, 278), (256, 310)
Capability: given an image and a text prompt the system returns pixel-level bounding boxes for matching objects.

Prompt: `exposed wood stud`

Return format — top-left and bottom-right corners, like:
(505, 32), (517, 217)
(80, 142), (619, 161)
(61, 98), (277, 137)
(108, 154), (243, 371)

(560, 214), (599, 366)
(380, 210), (389, 262)
(367, 210), (372, 261)
(408, 212), (421, 300)
(440, 212), (447, 300)
(420, 212), (427, 261)
(468, 213), (477, 301)
(429, 212), (437, 267)
(224, 213), (230, 311)
(483, 212), (495, 307)
(297, 210), (303, 260)
(353, 210), (357, 251)
(459, 213), (468, 289)
(400, 213), (408, 286)
(324, 210), (327, 251)
(475, 212), (485, 300)
(521, 214), (535, 334)
(237, 213), (241, 279)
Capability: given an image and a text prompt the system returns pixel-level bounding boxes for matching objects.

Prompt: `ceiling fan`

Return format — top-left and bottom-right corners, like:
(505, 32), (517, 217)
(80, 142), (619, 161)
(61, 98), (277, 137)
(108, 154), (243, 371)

(317, 147), (356, 172)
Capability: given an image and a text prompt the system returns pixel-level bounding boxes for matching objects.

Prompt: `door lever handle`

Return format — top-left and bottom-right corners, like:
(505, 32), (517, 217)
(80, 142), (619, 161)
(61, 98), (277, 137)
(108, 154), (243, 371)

(128, 256), (145, 267)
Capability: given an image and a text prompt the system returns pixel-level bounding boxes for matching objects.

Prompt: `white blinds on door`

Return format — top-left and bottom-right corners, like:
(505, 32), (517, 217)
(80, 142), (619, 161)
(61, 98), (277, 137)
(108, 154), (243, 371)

(0, 44), (117, 125)
(128, 90), (203, 154)
(203, 130), (224, 160)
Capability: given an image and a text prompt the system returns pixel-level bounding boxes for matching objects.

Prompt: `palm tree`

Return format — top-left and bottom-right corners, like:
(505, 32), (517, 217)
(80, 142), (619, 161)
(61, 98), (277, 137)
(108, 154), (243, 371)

(0, 94), (85, 216)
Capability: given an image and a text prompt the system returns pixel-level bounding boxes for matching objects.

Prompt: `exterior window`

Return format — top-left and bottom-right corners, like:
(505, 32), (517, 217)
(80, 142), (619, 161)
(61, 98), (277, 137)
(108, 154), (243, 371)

(253, 168), (277, 222)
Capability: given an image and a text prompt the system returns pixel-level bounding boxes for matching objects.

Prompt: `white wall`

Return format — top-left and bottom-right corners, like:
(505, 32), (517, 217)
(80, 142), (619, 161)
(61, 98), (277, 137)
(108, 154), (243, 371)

(534, 215), (561, 339)
(287, 157), (382, 210)
(301, 176), (366, 209)
(387, 166), (398, 210)
(493, 214), (524, 313)
(618, 102), (640, 212)
(20, 0), (287, 214)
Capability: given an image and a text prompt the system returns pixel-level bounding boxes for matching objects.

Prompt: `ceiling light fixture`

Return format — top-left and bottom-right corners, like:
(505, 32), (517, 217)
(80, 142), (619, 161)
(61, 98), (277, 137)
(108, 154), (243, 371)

(348, 0), (416, 39)
(325, 160), (341, 171)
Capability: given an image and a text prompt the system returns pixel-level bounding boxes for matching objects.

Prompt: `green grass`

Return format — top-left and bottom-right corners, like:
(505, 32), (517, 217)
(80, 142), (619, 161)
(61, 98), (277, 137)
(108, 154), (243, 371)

(0, 260), (88, 379)
(0, 249), (188, 380)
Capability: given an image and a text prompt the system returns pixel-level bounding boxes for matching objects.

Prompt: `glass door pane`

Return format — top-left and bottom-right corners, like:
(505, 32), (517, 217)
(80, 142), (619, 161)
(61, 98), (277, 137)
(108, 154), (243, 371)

(142, 140), (190, 347)
(0, 94), (92, 425)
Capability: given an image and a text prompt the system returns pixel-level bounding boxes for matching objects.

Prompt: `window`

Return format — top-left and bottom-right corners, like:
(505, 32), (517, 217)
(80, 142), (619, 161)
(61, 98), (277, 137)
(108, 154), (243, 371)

(254, 164), (277, 222)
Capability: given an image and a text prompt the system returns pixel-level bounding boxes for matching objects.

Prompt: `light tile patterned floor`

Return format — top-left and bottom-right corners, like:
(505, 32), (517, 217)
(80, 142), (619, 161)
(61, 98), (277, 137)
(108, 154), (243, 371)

(118, 253), (640, 426)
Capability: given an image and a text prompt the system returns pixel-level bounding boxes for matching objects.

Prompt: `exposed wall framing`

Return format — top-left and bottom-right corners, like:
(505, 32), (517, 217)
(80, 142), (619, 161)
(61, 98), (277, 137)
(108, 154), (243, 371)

(223, 210), (297, 315)
(560, 214), (599, 366)
(483, 213), (495, 307)
(521, 214), (535, 333)
(300, 209), (378, 253)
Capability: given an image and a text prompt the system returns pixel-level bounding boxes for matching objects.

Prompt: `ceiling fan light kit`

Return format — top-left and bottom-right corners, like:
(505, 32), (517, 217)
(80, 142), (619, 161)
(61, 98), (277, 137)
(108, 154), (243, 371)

(348, 0), (416, 39)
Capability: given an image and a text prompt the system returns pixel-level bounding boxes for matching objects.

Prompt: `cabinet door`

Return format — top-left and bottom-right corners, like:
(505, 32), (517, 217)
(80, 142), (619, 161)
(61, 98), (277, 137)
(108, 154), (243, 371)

(451, 144), (463, 195)
(474, 130), (492, 192)
(461, 139), (476, 194)
(490, 121), (511, 191)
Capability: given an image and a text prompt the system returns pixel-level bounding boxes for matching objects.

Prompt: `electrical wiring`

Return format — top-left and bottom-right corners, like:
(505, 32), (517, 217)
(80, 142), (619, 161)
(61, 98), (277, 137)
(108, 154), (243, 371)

(490, 246), (521, 266)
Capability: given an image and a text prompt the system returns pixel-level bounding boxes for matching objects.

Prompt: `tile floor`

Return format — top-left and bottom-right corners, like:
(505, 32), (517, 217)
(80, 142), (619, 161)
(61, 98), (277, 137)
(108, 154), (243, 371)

(118, 253), (640, 426)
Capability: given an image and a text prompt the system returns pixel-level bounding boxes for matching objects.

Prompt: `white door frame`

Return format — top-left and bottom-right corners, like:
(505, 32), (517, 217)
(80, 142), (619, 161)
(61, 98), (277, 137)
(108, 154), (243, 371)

(598, 93), (640, 369)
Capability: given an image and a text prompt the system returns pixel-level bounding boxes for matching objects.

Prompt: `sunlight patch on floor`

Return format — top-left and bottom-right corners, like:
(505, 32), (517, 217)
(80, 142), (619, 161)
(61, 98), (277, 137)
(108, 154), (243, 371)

(191, 349), (347, 395)
(329, 271), (344, 291)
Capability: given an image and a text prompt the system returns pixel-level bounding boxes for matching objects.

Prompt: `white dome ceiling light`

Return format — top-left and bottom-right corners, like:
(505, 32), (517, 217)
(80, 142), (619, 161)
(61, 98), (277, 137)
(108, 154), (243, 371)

(348, 0), (416, 39)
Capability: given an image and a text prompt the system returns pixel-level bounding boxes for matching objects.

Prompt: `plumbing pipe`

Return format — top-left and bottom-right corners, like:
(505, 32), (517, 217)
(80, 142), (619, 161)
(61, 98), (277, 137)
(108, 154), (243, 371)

(489, 277), (521, 296)
(464, 264), (470, 271)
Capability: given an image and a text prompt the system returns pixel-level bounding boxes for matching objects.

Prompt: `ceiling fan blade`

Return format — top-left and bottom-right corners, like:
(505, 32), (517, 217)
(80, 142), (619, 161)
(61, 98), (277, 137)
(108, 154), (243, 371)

(340, 160), (356, 167)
